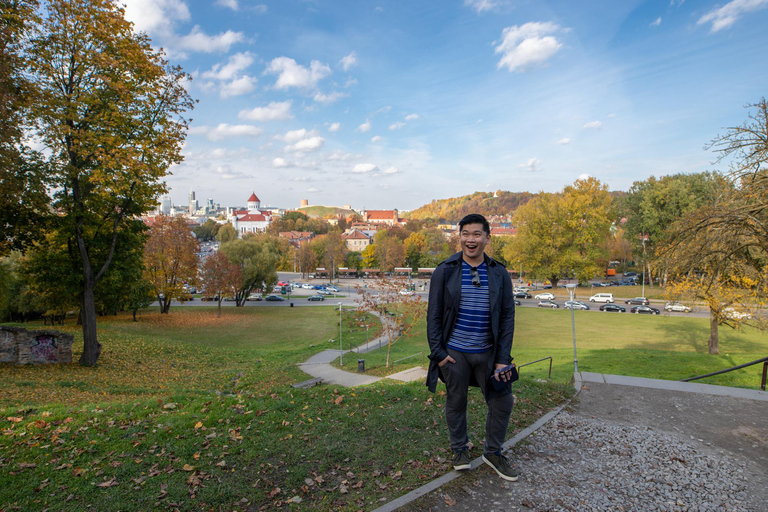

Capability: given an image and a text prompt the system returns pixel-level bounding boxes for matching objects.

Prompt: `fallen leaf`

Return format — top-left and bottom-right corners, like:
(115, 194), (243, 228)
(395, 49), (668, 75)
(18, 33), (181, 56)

(6, 417), (23, 423)
(339, 484), (348, 494)
(96, 478), (118, 488)
(18, 463), (37, 469)
(182, 464), (195, 471)
(445, 498), (456, 506)
(267, 487), (280, 498)
(163, 403), (177, 410)
(334, 395), (344, 405)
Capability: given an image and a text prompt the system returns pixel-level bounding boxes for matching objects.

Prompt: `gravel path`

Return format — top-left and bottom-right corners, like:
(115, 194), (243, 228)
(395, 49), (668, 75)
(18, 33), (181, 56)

(405, 382), (768, 512)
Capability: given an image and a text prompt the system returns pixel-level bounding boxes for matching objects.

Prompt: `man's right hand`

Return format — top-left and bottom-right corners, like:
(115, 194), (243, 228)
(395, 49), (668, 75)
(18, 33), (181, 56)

(438, 355), (455, 367)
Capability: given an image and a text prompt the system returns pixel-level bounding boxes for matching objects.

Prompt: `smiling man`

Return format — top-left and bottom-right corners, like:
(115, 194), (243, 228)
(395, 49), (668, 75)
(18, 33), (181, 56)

(425, 213), (518, 481)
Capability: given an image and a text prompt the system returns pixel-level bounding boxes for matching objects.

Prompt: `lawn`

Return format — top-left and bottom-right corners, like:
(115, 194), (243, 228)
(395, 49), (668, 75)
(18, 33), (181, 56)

(342, 306), (768, 389)
(0, 306), (572, 511)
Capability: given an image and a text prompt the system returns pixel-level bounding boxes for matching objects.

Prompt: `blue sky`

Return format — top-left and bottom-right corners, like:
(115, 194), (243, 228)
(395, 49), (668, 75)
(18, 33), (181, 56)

(122, 0), (768, 211)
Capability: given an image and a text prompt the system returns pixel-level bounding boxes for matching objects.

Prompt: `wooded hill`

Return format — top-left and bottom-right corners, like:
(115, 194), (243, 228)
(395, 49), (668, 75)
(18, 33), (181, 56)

(404, 191), (534, 221)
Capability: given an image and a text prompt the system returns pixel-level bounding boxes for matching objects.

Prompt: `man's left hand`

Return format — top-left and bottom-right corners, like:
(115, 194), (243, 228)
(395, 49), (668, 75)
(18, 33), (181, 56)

(493, 363), (515, 382)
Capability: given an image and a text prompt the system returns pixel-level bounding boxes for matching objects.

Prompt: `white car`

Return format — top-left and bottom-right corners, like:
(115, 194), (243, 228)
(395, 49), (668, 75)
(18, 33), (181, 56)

(302, 284), (314, 289)
(537, 300), (559, 309)
(399, 289), (415, 296)
(535, 292), (555, 300)
(564, 300), (590, 310)
(665, 302), (691, 313)
(317, 289), (333, 295)
(325, 286), (339, 292)
(589, 293), (614, 303)
(723, 307), (751, 320)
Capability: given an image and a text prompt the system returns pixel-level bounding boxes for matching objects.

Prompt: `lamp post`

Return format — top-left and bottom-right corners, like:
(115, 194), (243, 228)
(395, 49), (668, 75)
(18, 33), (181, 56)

(338, 302), (343, 365)
(565, 283), (579, 374)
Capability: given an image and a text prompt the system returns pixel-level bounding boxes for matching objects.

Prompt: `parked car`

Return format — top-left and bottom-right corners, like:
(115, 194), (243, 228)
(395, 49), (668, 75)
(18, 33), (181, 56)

(246, 294), (263, 301)
(623, 272), (638, 278)
(600, 304), (625, 313)
(301, 283), (314, 289)
(723, 307), (751, 320)
(535, 292), (555, 300)
(264, 295), (285, 301)
(307, 294), (325, 301)
(631, 305), (660, 315)
(317, 289), (333, 295)
(665, 302), (691, 313)
(514, 299), (521, 306)
(514, 291), (532, 299)
(537, 300), (559, 309)
(399, 290), (415, 296)
(625, 297), (650, 305)
(564, 300), (590, 310)
(589, 293), (614, 303)
(325, 286), (339, 293)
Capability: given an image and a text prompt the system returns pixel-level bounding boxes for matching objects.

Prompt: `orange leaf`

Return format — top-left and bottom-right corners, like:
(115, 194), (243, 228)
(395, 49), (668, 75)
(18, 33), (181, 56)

(334, 395), (344, 405)
(182, 464), (195, 471)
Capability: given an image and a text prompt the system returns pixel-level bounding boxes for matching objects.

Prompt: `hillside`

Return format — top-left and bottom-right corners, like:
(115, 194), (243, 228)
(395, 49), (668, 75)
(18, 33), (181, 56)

(297, 205), (356, 218)
(405, 191), (534, 221)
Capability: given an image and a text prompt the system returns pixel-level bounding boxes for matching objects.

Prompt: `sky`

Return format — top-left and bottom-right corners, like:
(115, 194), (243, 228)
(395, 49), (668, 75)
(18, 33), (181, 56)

(121, 0), (768, 212)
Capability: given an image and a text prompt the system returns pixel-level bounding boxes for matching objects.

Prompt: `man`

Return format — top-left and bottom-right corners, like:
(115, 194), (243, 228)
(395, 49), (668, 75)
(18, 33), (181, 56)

(425, 213), (518, 481)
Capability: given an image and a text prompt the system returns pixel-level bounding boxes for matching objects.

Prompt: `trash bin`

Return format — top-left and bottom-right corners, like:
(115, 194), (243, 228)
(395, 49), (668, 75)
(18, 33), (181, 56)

(290, 302), (294, 307)
(357, 359), (365, 373)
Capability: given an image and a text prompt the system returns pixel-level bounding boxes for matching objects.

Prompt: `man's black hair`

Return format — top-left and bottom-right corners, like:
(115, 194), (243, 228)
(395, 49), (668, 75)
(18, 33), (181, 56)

(458, 213), (490, 236)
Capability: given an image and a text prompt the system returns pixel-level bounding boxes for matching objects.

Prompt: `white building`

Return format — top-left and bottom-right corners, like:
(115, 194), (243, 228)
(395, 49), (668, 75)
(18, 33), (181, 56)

(229, 192), (272, 236)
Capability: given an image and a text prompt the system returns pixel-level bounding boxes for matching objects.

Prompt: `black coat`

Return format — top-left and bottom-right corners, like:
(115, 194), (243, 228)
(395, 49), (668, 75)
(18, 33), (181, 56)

(425, 251), (515, 393)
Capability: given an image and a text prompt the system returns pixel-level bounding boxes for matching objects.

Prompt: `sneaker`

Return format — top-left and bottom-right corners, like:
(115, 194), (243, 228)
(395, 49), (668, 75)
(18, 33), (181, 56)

(482, 451), (519, 481)
(452, 448), (471, 470)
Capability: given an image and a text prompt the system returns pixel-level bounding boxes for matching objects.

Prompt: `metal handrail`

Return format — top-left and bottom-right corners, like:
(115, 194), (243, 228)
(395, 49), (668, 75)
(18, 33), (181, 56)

(516, 356), (553, 380)
(681, 356), (768, 391)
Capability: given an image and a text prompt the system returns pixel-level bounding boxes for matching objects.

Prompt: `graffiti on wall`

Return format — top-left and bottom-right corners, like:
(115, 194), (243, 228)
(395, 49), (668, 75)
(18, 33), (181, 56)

(30, 335), (58, 363)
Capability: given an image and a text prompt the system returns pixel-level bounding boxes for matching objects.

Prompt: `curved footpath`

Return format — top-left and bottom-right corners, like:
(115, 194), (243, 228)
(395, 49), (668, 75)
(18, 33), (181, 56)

(296, 322), (768, 511)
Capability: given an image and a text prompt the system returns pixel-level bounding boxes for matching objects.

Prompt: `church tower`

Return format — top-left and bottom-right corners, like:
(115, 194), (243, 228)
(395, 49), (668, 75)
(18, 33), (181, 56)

(247, 192), (260, 211)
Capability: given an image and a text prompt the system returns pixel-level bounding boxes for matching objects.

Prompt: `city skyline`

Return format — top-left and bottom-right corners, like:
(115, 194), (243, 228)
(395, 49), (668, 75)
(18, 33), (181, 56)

(123, 0), (768, 210)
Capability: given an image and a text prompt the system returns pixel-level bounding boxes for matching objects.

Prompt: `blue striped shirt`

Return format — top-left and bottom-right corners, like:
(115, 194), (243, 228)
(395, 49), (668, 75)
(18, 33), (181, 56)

(447, 261), (492, 353)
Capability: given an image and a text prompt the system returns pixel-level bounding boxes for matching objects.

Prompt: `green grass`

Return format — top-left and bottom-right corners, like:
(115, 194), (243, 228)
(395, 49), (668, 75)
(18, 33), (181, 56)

(351, 306), (768, 389)
(0, 306), (572, 511)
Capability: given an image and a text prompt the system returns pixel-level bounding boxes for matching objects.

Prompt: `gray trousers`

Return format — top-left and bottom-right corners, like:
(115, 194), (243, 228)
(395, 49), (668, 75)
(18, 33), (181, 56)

(442, 348), (514, 454)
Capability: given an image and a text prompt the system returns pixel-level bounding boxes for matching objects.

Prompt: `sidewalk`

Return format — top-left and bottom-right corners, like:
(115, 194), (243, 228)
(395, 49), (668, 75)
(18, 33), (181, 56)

(296, 312), (427, 386)
(375, 372), (768, 511)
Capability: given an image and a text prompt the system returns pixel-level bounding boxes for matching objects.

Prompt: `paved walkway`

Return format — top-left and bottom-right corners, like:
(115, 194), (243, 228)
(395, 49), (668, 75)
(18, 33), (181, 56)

(374, 372), (768, 512)
(296, 312), (427, 386)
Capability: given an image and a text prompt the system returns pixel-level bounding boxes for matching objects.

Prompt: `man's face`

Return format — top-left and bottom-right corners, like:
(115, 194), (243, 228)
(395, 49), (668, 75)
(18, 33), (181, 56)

(459, 223), (490, 260)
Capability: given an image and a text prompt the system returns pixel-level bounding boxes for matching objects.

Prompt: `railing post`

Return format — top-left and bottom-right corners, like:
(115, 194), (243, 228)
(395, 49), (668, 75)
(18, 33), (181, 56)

(762, 361), (767, 391)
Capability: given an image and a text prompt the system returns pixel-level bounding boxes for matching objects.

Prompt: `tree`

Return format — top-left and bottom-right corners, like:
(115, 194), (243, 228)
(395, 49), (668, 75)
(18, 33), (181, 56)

(143, 216), (200, 314)
(26, 0), (194, 364)
(361, 244), (377, 268)
(200, 251), (243, 318)
(373, 229), (405, 272)
(505, 177), (613, 286)
(193, 219), (220, 241)
(345, 251), (363, 271)
(216, 223), (238, 244)
(404, 232), (426, 270)
(313, 232), (346, 282)
(0, 0), (49, 256)
(219, 234), (281, 306)
(296, 241), (317, 278)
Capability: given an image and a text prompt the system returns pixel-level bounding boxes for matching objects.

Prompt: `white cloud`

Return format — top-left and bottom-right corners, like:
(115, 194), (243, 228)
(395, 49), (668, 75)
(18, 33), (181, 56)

(328, 122), (341, 132)
(577, 173), (592, 181)
(285, 136), (325, 152)
(265, 57), (332, 89)
(313, 91), (348, 104)
(650, 17), (662, 27)
(307, 187), (318, 192)
(375, 106), (392, 115)
(339, 51), (358, 71)
(275, 129), (310, 142)
(356, 120), (371, 133)
(495, 22), (563, 72)
(557, 138), (571, 145)
(404, 113), (419, 121)
(214, 164), (247, 180)
(202, 52), (254, 81)
(122, 0), (190, 34)
(371, 135), (382, 143)
(189, 123), (263, 141)
(273, 157), (289, 168)
(238, 101), (293, 121)
(252, 4), (268, 14)
(353, 163), (379, 173)
(464, 0), (502, 13)
(383, 167), (399, 174)
(518, 157), (541, 172)
(583, 121), (602, 130)
(389, 121), (405, 130)
(216, 0), (238, 10)
(176, 26), (245, 53)
(697, 0), (768, 32)
(326, 150), (355, 161)
(220, 75), (257, 98)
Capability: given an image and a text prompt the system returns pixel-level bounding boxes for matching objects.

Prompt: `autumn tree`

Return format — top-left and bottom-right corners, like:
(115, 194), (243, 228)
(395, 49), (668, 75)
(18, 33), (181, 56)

(25, 0), (194, 364)
(505, 177), (613, 286)
(219, 234), (281, 306)
(200, 251), (243, 318)
(0, 0), (49, 256)
(296, 241), (317, 277)
(193, 219), (220, 241)
(143, 216), (200, 314)
(216, 223), (238, 244)
(361, 244), (377, 268)
(404, 232), (426, 270)
(373, 229), (405, 272)
(312, 232), (346, 282)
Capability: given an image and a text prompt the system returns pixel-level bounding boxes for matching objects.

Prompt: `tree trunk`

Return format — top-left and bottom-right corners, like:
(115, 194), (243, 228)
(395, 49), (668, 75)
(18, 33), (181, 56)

(79, 277), (101, 366)
(707, 311), (720, 355)
(160, 297), (171, 314)
(217, 298), (222, 318)
(132, 309), (138, 322)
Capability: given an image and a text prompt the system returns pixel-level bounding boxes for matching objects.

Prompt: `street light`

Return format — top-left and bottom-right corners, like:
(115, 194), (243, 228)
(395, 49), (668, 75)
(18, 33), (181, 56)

(565, 283), (579, 374)
(338, 302), (343, 365)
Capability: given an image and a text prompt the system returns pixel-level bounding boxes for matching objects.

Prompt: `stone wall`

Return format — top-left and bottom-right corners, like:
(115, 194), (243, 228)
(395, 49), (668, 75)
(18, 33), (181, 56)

(0, 326), (74, 364)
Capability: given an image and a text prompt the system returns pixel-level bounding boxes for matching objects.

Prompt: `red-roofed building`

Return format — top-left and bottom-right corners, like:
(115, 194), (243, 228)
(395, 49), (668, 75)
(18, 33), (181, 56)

(228, 191), (273, 236)
(279, 231), (314, 247)
(362, 209), (405, 226)
(341, 229), (372, 251)
(490, 226), (517, 236)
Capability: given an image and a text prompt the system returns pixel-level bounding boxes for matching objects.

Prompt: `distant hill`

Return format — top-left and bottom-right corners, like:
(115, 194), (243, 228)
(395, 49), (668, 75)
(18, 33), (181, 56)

(405, 191), (534, 222)
(296, 205), (356, 218)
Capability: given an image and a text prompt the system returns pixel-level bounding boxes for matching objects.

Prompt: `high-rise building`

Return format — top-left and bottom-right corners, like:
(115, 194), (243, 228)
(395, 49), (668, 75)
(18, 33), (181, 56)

(160, 196), (172, 215)
(188, 190), (197, 215)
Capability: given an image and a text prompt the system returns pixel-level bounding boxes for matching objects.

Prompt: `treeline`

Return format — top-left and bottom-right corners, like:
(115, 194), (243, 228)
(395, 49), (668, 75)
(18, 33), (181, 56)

(405, 191), (535, 221)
